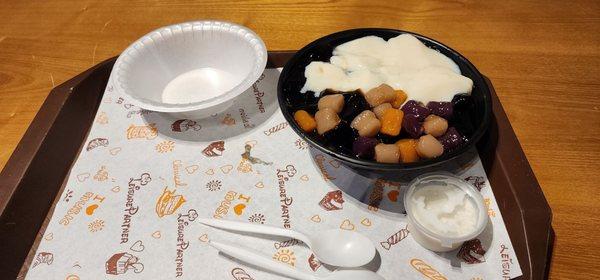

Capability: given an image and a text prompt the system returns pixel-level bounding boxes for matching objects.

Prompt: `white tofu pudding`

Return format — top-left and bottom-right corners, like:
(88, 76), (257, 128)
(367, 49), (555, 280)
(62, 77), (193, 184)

(404, 173), (487, 252)
(301, 34), (473, 104)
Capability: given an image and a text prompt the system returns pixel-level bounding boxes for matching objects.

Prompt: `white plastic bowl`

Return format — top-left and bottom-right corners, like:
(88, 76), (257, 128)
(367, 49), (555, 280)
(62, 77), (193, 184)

(112, 21), (267, 119)
(404, 173), (488, 252)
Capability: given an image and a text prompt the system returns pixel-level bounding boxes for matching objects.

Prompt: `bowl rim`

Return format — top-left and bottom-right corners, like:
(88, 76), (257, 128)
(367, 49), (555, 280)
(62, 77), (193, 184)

(112, 20), (268, 113)
(277, 28), (492, 171)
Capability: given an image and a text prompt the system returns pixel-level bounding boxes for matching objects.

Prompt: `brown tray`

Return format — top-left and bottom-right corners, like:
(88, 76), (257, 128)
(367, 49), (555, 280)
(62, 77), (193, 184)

(0, 51), (552, 279)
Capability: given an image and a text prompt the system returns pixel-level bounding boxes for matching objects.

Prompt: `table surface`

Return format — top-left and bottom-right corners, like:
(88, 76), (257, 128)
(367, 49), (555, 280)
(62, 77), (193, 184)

(0, 1), (598, 279)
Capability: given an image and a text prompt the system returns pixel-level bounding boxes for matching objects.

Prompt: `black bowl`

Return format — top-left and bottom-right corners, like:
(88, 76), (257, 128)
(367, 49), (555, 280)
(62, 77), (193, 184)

(277, 28), (492, 176)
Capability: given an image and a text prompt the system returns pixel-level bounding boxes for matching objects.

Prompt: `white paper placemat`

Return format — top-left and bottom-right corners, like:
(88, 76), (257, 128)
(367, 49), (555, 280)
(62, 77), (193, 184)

(25, 68), (522, 280)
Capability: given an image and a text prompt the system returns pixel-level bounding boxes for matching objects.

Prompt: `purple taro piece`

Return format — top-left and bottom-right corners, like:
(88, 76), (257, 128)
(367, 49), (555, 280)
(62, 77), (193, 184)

(426, 101), (453, 119)
(401, 100), (430, 121)
(352, 137), (379, 159)
(437, 127), (465, 151)
(402, 114), (423, 139)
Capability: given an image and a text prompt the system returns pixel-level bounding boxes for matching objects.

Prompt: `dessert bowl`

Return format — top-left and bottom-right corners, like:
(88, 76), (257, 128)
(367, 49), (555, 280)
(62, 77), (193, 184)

(278, 28), (492, 175)
(112, 20), (267, 119)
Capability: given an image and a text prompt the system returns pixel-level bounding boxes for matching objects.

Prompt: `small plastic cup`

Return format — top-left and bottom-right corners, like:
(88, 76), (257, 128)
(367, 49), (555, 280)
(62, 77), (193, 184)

(112, 20), (267, 119)
(404, 173), (487, 252)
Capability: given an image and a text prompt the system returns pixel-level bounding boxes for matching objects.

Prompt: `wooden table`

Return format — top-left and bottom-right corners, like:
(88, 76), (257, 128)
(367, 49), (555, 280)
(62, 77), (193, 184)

(0, 1), (598, 279)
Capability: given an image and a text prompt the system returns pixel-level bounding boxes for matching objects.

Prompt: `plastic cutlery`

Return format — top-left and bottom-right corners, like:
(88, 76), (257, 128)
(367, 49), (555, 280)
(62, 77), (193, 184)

(199, 218), (376, 267)
(209, 240), (384, 280)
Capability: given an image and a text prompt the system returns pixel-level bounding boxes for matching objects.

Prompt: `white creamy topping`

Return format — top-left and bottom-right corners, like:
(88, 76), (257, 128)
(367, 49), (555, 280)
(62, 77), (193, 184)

(410, 183), (478, 237)
(301, 34), (473, 103)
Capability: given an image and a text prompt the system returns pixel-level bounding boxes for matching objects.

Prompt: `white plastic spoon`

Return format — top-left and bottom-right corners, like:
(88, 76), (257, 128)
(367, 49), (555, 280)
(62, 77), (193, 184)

(199, 218), (376, 267)
(210, 240), (384, 280)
